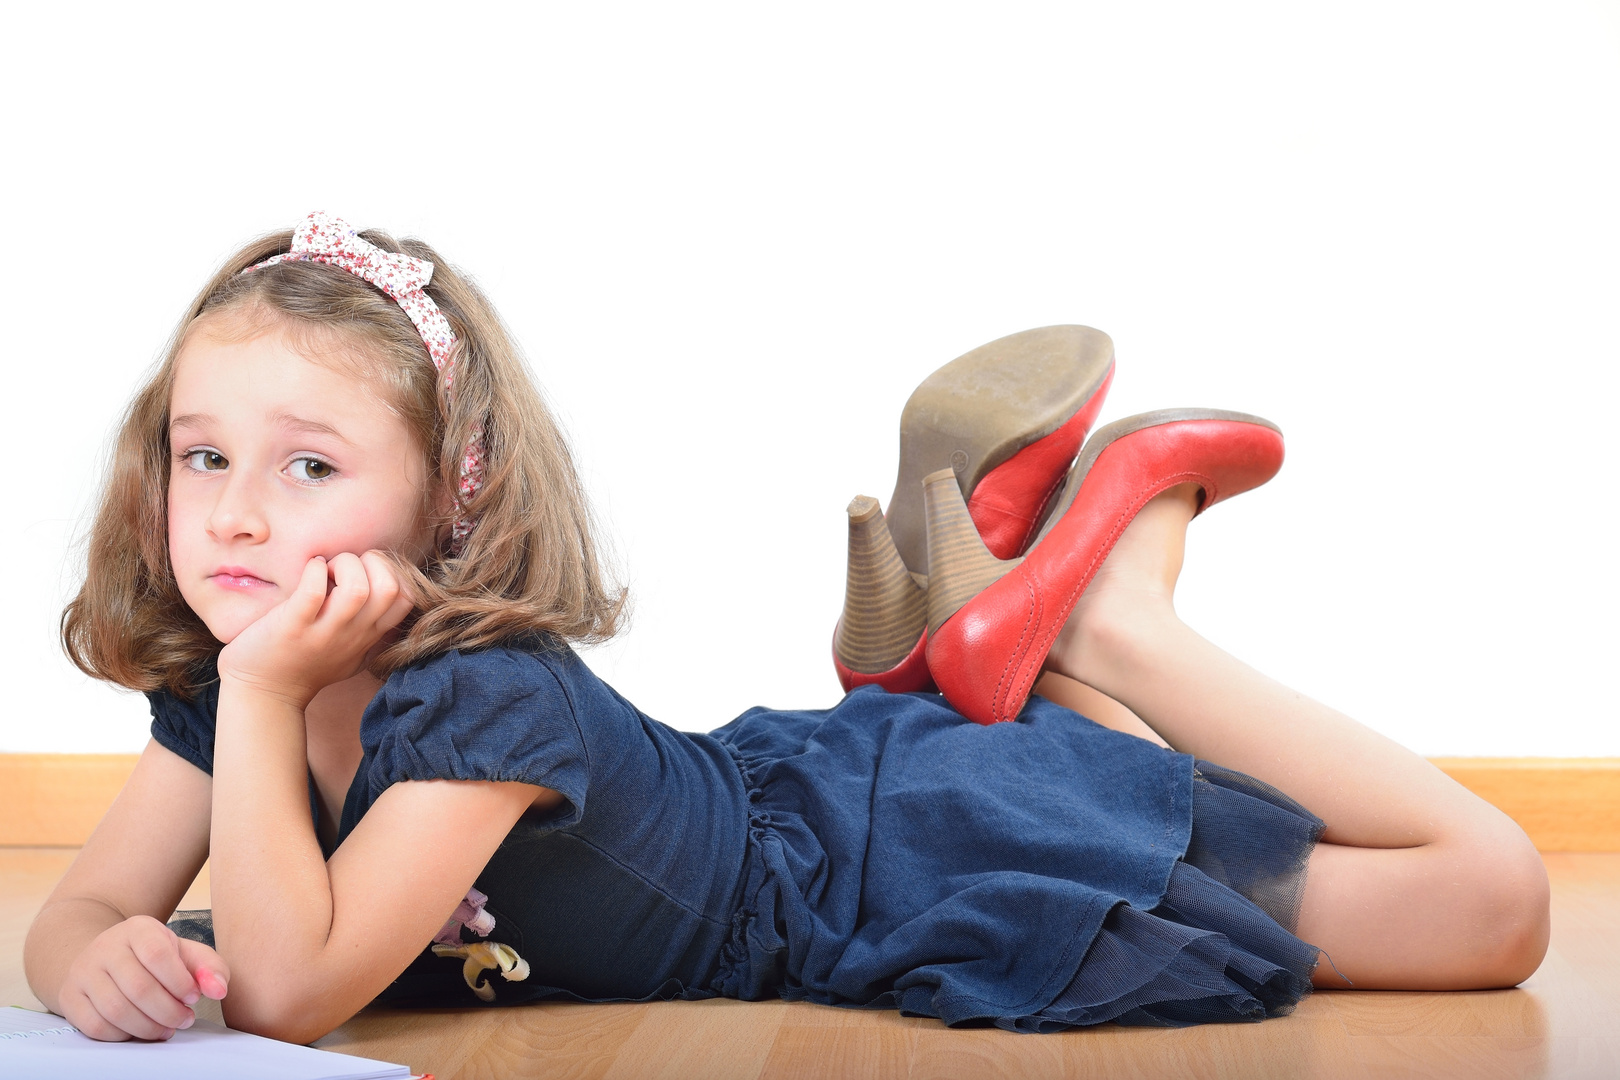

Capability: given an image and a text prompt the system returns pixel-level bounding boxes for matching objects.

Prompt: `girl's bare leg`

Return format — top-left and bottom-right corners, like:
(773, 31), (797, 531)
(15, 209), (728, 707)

(1045, 484), (1550, 990)
(1034, 672), (1169, 748)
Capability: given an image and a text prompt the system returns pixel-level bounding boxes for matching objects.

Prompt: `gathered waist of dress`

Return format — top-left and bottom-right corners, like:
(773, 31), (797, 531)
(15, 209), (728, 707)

(707, 740), (808, 1000)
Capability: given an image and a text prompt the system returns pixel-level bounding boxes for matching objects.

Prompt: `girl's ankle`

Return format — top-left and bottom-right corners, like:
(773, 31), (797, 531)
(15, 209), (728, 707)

(1052, 587), (1177, 696)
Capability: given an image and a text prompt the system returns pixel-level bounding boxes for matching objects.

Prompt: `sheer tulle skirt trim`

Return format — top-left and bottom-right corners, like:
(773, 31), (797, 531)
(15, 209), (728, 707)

(1005, 760), (1326, 1032)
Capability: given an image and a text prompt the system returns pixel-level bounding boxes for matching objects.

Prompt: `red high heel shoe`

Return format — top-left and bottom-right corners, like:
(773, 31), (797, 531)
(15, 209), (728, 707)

(833, 326), (1115, 694)
(922, 409), (1285, 724)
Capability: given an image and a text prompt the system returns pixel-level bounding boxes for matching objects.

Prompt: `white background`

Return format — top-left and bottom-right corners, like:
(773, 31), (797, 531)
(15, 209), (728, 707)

(1, 2), (1615, 755)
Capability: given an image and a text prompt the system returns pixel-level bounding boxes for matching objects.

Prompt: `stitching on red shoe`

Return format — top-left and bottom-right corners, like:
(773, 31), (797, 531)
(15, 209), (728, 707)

(992, 571), (1041, 722)
(1016, 477), (1065, 554)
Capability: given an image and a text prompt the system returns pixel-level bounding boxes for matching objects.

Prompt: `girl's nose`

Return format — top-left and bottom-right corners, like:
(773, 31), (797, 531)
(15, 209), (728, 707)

(206, 474), (270, 542)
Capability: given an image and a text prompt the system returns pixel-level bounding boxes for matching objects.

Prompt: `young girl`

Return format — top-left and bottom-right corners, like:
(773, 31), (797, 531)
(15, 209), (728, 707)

(24, 213), (1549, 1045)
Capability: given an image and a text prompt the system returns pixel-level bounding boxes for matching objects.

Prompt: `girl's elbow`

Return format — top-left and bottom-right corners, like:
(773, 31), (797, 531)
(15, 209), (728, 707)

(221, 987), (350, 1046)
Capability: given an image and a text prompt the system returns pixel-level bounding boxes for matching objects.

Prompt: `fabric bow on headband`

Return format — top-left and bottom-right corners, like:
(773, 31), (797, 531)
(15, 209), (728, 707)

(246, 212), (485, 549)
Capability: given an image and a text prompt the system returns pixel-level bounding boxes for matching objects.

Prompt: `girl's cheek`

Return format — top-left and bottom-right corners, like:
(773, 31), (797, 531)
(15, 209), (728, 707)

(320, 505), (419, 557)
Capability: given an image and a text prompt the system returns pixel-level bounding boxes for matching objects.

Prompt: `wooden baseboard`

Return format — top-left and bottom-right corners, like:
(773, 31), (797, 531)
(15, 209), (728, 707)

(1430, 758), (1620, 852)
(1, 753), (141, 847)
(3, 753), (1618, 851)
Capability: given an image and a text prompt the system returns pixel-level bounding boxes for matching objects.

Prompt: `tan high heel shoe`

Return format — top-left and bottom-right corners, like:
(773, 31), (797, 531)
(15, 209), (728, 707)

(833, 326), (1116, 694)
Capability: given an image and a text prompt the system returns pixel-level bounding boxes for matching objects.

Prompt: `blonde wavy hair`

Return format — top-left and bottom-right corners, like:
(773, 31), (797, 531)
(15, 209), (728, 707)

(62, 224), (625, 698)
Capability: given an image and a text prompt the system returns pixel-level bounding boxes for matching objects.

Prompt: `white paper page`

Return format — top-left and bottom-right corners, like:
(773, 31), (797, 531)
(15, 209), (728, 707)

(0, 1007), (413, 1080)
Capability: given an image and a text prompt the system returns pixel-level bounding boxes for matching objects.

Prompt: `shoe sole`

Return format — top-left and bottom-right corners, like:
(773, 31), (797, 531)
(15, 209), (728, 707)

(886, 325), (1115, 575)
(1040, 407), (1281, 543)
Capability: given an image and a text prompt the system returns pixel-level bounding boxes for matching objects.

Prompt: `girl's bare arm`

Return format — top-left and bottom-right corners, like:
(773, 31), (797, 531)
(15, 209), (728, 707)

(204, 551), (543, 1042)
(209, 702), (538, 1043)
(24, 738), (219, 1032)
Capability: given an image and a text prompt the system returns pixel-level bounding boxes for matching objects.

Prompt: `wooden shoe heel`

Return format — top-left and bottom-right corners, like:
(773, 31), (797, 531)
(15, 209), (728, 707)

(832, 496), (928, 679)
(921, 469), (1017, 637)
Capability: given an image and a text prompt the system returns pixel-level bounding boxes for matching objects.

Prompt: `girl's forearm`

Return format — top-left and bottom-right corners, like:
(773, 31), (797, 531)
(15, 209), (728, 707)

(24, 896), (129, 1013)
(209, 679), (340, 1030)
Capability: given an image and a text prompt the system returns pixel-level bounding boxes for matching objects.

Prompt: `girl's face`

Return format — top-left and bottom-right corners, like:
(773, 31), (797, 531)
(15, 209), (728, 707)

(167, 314), (436, 645)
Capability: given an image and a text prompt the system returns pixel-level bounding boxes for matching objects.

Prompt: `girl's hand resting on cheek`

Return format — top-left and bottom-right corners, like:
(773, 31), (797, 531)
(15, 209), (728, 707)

(58, 915), (229, 1042)
(217, 551), (415, 708)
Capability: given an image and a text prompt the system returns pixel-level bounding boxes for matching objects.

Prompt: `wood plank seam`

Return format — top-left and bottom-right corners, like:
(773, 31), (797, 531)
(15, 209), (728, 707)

(2, 754), (1618, 850)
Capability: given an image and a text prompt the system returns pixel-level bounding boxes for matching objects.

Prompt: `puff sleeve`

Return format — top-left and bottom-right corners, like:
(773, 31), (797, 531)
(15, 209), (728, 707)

(147, 678), (221, 776)
(346, 646), (592, 835)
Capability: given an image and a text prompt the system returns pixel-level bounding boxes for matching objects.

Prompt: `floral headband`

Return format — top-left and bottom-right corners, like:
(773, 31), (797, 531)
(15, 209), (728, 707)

(245, 212), (484, 550)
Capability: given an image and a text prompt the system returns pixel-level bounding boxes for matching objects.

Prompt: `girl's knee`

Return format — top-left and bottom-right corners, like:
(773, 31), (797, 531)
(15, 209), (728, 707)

(1458, 819), (1550, 986)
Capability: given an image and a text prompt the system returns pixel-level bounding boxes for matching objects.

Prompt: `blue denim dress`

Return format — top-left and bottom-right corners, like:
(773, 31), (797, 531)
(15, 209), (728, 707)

(152, 641), (1322, 1030)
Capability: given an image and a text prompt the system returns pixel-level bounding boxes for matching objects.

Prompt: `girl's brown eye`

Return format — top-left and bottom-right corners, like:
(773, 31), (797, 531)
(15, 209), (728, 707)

(290, 458), (335, 481)
(184, 450), (228, 472)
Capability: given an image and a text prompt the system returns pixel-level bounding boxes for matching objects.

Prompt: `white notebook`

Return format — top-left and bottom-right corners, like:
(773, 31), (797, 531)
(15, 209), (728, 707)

(0, 1006), (419, 1080)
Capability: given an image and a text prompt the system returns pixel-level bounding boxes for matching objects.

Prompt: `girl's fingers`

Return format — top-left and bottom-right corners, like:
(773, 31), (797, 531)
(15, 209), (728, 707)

(84, 970), (177, 1041)
(383, 587), (415, 633)
(107, 951), (195, 1031)
(323, 552), (372, 624)
(128, 924), (203, 1009)
(288, 556), (330, 623)
(176, 938), (230, 1000)
(196, 967), (229, 1000)
(60, 987), (131, 1042)
(356, 551), (410, 633)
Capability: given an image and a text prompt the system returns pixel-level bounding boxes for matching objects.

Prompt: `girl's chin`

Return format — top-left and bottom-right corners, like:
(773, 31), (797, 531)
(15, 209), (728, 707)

(206, 621), (250, 645)
(200, 606), (275, 645)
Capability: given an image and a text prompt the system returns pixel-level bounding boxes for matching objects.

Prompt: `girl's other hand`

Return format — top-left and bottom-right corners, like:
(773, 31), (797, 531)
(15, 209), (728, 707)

(218, 550), (415, 707)
(56, 915), (229, 1042)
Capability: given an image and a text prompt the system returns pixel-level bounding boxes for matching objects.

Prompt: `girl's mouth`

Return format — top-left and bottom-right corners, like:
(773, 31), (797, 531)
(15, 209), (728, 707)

(211, 568), (275, 590)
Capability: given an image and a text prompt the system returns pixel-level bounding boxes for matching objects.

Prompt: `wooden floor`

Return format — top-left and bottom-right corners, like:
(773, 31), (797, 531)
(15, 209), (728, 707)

(5, 850), (1619, 1078)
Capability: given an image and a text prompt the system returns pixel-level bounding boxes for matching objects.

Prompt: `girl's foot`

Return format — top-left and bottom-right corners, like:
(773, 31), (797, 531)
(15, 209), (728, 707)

(922, 410), (1284, 726)
(1047, 482), (1201, 697)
